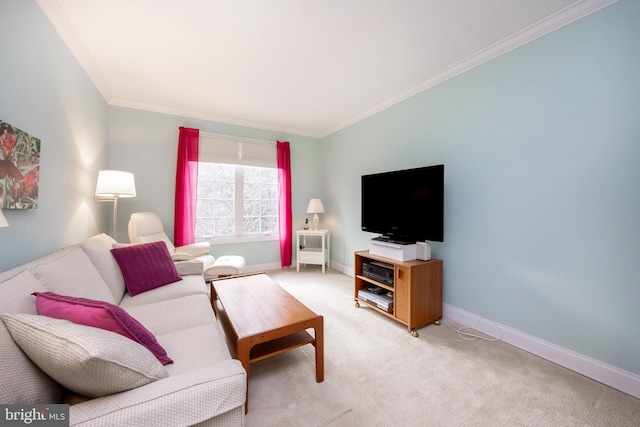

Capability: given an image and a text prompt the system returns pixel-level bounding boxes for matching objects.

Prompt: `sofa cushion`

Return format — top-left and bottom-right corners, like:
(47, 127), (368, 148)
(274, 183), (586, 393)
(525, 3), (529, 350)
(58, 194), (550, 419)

(0, 270), (65, 404)
(30, 246), (116, 304)
(80, 233), (127, 303)
(111, 241), (182, 296)
(123, 294), (216, 337)
(33, 292), (172, 365)
(1, 313), (169, 398)
(158, 323), (232, 377)
(118, 274), (208, 309)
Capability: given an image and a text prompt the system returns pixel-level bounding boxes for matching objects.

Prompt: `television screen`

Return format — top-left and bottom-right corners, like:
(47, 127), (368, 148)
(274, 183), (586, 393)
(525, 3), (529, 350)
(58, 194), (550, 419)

(361, 164), (444, 243)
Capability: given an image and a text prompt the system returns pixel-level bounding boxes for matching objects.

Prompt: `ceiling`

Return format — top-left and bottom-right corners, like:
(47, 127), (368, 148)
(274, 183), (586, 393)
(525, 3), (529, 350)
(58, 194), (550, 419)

(37, 0), (613, 138)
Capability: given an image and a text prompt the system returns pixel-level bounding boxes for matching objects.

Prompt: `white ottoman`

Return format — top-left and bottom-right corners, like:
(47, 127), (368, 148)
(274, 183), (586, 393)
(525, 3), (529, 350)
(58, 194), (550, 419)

(203, 255), (246, 281)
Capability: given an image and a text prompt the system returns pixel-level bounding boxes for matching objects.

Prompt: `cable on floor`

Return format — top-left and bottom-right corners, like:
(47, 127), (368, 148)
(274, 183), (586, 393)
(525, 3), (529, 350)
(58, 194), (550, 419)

(442, 316), (503, 342)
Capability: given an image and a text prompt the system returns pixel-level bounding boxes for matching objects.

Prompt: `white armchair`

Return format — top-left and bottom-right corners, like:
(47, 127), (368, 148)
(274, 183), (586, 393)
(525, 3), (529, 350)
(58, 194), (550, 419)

(128, 212), (245, 280)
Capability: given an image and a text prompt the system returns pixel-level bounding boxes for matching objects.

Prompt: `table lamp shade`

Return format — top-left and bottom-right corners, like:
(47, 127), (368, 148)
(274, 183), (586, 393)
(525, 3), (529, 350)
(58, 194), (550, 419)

(306, 199), (324, 214)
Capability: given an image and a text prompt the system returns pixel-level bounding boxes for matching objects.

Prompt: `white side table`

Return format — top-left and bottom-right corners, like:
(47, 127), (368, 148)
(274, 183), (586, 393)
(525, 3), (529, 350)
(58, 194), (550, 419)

(296, 229), (331, 273)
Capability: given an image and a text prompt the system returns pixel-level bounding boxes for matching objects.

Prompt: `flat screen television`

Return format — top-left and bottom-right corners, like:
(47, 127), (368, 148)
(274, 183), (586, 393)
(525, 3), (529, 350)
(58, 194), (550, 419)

(361, 164), (444, 243)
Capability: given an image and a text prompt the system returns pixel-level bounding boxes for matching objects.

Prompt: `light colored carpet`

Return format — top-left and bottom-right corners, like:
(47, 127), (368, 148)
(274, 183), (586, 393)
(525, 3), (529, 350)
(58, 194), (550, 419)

(243, 267), (640, 426)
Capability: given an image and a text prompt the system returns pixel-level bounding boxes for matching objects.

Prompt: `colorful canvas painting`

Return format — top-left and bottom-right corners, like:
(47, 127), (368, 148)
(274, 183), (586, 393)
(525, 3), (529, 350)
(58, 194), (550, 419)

(0, 120), (40, 209)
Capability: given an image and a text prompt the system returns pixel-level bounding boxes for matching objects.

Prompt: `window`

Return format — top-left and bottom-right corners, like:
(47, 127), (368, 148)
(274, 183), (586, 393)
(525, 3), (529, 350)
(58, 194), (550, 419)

(195, 133), (278, 241)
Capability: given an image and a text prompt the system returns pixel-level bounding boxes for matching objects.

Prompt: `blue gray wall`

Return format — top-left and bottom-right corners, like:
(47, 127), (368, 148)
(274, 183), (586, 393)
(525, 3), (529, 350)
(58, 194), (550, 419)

(0, 0), (108, 269)
(0, 0), (321, 271)
(107, 106), (322, 267)
(322, 0), (640, 376)
(1, 0), (638, 383)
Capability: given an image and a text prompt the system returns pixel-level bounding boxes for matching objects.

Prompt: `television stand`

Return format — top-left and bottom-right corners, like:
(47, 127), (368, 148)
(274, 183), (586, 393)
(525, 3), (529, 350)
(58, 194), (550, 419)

(354, 250), (442, 337)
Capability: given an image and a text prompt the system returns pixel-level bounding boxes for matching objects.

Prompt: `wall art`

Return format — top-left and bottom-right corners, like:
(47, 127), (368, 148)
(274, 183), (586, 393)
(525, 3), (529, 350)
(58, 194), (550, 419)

(0, 120), (40, 209)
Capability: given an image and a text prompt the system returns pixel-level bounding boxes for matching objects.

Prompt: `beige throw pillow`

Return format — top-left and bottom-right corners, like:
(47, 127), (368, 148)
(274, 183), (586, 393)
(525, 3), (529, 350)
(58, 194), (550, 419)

(1, 313), (168, 398)
(30, 246), (116, 304)
(0, 270), (65, 404)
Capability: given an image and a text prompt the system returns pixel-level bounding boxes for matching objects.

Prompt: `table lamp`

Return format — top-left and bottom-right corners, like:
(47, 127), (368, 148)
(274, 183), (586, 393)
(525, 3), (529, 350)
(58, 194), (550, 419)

(306, 198), (324, 230)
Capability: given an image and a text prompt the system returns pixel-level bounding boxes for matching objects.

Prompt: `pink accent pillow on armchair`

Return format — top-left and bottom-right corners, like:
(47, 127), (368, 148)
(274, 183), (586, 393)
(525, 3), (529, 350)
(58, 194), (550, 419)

(110, 241), (182, 296)
(33, 291), (172, 365)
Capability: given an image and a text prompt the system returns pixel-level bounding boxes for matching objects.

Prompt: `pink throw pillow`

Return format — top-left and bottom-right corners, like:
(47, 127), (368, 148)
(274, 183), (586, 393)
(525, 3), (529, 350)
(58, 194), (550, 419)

(110, 241), (182, 296)
(33, 292), (172, 365)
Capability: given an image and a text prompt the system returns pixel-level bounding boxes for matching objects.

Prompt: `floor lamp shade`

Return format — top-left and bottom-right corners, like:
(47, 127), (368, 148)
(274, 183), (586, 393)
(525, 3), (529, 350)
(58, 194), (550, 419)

(95, 170), (137, 199)
(94, 170), (136, 240)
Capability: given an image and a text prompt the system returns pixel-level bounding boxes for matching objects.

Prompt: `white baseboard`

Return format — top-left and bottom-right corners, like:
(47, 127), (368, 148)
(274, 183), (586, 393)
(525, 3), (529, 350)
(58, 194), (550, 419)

(245, 262), (283, 274)
(443, 303), (640, 399)
(329, 261), (351, 277)
(287, 262), (640, 398)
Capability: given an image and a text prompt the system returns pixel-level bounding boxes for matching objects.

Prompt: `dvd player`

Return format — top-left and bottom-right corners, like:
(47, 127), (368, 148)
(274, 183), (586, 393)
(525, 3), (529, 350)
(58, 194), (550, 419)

(357, 288), (393, 313)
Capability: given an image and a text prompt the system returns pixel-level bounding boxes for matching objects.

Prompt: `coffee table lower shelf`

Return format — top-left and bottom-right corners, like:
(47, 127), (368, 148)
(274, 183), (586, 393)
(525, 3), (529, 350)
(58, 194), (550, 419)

(249, 331), (315, 362)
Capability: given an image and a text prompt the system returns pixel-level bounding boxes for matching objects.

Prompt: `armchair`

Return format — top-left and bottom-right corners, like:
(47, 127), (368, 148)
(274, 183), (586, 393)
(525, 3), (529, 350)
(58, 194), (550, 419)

(128, 212), (245, 280)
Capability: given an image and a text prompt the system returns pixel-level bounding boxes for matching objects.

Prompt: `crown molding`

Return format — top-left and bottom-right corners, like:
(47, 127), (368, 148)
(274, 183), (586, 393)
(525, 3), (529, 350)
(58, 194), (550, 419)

(319, 0), (619, 138)
(108, 98), (322, 139)
(37, 0), (618, 140)
(36, 0), (114, 102)
(36, 0), (322, 138)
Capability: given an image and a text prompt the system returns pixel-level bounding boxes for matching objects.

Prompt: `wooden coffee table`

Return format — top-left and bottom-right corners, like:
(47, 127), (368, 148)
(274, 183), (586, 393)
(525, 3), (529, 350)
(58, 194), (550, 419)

(210, 273), (324, 413)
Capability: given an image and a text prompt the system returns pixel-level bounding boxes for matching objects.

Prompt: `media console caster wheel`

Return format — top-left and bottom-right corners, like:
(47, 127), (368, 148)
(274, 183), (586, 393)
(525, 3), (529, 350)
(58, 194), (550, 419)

(355, 301), (360, 308)
(434, 320), (441, 326)
(410, 329), (419, 337)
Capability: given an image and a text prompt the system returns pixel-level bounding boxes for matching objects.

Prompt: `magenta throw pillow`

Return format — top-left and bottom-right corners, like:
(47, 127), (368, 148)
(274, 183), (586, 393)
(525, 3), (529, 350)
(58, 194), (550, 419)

(32, 291), (172, 365)
(110, 241), (182, 296)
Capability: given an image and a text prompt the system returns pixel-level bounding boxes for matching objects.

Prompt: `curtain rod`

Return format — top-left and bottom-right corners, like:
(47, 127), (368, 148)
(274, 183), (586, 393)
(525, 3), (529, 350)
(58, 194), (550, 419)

(198, 130), (276, 146)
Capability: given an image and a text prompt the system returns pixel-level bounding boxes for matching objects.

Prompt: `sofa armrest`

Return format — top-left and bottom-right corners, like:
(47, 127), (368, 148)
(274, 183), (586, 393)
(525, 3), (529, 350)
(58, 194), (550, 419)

(175, 242), (211, 258)
(174, 259), (204, 276)
(171, 252), (193, 262)
(70, 359), (246, 427)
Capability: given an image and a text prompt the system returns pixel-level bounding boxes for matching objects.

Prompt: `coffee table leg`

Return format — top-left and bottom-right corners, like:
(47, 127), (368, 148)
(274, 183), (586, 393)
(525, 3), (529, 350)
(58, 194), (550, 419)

(314, 316), (324, 382)
(237, 340), (251, 413)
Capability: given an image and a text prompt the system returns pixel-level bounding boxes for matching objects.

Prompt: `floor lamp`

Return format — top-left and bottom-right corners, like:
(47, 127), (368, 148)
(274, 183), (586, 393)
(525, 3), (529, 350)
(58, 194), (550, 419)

(94, 170), (136, 241)
(0, 209), (8, 228)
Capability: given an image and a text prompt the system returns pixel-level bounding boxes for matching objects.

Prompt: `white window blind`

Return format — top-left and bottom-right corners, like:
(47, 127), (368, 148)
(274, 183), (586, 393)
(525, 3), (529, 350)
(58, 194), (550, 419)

(198, 133), (276, 168)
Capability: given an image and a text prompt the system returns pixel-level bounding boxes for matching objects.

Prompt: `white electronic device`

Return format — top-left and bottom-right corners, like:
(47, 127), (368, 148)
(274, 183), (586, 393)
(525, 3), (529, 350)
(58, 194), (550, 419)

(369, 240), (416, 261)
(416, 241), (431, 261)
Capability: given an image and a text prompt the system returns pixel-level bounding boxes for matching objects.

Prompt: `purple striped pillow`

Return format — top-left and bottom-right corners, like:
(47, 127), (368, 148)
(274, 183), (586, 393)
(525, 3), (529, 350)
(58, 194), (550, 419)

(111, 241), (182, 297)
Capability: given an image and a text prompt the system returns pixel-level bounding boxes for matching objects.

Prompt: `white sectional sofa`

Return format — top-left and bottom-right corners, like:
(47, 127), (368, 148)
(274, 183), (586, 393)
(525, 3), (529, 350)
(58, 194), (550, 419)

(0, 233), (246, 426)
